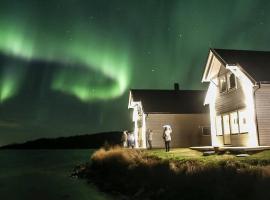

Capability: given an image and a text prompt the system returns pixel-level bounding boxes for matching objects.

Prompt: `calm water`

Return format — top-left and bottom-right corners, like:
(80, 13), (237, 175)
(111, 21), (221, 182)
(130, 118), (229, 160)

(0, 149), (111, 200)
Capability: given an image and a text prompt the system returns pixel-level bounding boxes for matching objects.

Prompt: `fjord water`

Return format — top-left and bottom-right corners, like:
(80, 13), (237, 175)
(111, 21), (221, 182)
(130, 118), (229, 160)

(0, 149), (111, 200)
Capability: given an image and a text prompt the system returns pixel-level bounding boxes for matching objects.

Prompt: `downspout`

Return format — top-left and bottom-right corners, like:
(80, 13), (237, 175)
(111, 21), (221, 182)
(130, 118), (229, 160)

(253, 82), (261, 146)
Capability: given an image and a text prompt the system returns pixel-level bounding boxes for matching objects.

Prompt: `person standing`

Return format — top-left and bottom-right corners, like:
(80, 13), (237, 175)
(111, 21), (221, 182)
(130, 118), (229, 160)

(147, 129), (153, 150)
(163, 125), (172, 152)
(129, 132), (135, 148)
(127, 132), (131, 148)
(121, 130), (128, 148)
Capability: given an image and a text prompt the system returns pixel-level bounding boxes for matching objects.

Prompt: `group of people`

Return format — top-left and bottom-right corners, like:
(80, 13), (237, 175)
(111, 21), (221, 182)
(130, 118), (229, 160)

(121, 130), (135, 148)
(148, 125), (172, 152)
(122, 125), (172, 152)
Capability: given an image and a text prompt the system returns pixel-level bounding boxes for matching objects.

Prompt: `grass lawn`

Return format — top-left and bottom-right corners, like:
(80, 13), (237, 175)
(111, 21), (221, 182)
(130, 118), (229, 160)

(145, 148), (270, 165)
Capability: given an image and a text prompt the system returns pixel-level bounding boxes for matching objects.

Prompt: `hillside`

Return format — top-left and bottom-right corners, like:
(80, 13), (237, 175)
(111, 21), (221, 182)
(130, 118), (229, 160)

(0, 131), (122, 149)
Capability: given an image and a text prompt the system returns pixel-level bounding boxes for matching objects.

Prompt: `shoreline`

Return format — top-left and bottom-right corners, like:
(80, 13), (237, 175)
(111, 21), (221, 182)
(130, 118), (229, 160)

(73, 147), (270, 200)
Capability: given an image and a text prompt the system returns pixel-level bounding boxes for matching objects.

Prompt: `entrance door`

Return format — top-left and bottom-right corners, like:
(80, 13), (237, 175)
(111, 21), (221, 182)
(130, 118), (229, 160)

(222, 114), (231, 145)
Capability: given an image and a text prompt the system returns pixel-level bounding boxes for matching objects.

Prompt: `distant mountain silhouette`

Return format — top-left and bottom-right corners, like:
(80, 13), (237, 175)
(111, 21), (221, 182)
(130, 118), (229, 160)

(0, 131), (122, 149)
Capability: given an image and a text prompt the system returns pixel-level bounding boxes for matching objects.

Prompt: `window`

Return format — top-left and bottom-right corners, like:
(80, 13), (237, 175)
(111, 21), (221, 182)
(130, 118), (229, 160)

(222, 114), (230, 134)
(219, 75), (227, 93)
(216, 109), (249, 137)
(239, 109), (248, 133)
(201, 126), (211, 136)
(219, 72), (237, 93)
(228, 72), (236, 90)
(216, 115), (223, 136)
(230, 111), (239, 134)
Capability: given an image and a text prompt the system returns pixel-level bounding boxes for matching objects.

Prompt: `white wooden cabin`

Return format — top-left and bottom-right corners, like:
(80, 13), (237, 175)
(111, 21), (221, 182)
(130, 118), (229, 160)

(128, 85), (211, 148)
(202, 48), (270, 147)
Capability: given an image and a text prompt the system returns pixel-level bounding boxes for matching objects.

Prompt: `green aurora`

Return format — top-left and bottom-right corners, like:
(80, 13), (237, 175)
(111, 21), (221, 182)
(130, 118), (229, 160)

(0, 7), (130, 102)
(1, 0), (270, 145)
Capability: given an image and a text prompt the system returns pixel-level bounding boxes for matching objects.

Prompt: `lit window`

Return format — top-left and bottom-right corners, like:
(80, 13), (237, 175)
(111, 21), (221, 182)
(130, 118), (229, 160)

(222, 114), (230, 135)
(215, 115), (223, 136)
(230, 111), (239, 134)
(227, 72), (236, 90)
(239, 109), (248, 133)
(219, 75), (227, 93)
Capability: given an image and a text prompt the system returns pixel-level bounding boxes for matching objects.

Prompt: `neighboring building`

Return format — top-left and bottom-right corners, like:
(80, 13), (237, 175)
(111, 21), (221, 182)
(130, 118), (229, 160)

(128, 85), (210, 148)
(202, 48), (270, 147)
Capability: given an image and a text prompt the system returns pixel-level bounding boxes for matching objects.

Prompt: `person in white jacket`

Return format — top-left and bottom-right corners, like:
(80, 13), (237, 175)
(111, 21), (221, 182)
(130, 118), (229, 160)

(121, 130), (128, 148)
(163, 125), (172, 152)
(129, 132), (135, 148)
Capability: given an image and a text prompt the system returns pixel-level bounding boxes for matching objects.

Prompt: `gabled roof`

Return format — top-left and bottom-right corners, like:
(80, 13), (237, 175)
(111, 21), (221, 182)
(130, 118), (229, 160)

(212, 48), (270, 82)
(129, 89), (208, 114)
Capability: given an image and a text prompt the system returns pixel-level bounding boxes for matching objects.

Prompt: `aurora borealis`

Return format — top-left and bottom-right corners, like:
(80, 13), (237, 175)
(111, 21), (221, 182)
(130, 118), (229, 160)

(0, 1), (130, 102)
(1, 0), (270, 145)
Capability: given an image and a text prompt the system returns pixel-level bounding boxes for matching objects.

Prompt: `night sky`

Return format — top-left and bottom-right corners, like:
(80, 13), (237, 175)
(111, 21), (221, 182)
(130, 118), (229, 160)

(0, 0), (270, 145)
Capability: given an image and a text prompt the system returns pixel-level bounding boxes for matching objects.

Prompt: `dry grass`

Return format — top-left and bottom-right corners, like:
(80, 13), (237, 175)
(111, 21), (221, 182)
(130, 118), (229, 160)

(91, 146), (143, 166)
(74, 147), (270, 200)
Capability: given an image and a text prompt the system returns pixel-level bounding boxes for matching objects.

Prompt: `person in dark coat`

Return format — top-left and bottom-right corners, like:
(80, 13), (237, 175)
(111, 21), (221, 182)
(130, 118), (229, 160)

(147, 129), (153, 150)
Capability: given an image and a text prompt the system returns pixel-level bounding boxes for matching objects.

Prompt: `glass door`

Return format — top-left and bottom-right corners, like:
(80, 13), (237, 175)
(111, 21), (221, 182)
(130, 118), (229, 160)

(222, 114), (231, 145)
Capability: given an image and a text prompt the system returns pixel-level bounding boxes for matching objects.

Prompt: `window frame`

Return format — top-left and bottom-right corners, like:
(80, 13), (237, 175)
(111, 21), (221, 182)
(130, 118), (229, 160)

(238, 109), (249, 134)
(219, 75), (227, 93)
(201, 126), (211, 136)
(227, 72), (237, 91)
(219, 72), (238, 94)
(215, 115), (223, 136)
(222, 114), (231, 135)
(229, 111), (239, 134)
(216, 108), (248, 137)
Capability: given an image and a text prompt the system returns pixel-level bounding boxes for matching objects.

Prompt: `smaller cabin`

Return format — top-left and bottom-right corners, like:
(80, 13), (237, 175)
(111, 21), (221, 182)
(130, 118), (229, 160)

(128, 86), (211, 148)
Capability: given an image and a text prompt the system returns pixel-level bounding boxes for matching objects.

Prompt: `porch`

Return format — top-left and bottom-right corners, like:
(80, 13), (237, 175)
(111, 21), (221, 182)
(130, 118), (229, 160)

(190, 146), (270, 153)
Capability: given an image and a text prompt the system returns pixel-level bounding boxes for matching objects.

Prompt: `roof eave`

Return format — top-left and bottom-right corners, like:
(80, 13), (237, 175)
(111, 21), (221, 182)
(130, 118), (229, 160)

(145, 111), (209, 114)
(259, 81), (270, 84)
(226, 64), (257, 85)
(202, 48), (228, 82)
(201, 49), (213, 82)
(128, 91), (142, 109)
(128, 91), (133, 108)
(213, 49), (261, 84)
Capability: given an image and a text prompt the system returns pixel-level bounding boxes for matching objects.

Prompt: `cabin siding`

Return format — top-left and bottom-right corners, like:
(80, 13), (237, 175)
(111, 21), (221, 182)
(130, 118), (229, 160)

(212, 65), (251, 147)
(215, 72), (246, 114)
(216, 136), (223, 146)
(216, 134), (248, 146)
(231, 134), (249, 146)
(145, 113), (211, 148)
(255, 84), (270, 146)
